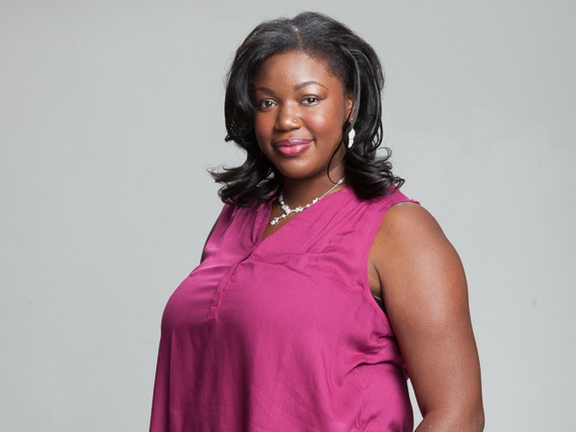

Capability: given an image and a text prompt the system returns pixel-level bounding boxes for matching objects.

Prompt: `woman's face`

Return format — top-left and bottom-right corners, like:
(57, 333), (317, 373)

(253, 50), (352, 182)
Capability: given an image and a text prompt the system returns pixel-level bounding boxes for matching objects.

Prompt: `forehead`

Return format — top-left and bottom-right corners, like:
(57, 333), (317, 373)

(254, 50), (343, 88)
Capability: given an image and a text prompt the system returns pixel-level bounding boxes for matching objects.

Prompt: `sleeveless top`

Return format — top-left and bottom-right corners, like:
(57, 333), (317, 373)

(150, 187), (415, 432)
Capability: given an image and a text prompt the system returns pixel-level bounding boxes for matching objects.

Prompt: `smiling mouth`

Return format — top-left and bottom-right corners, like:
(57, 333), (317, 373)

(273, 138), (313, 156)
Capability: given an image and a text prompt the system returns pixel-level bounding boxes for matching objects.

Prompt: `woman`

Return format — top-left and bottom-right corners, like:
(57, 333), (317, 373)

(150, 12), (484, 432)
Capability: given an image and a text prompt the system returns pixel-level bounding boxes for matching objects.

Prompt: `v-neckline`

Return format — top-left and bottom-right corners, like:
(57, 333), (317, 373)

(256, 186), (351, 244)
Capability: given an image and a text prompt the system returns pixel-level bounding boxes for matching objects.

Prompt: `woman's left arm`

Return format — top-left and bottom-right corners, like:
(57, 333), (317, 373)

(371, 202), (484, 431)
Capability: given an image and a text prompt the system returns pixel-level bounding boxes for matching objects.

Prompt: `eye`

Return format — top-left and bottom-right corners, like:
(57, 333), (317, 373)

(302, 96), (320, 105)
(256, 99), (276, 111)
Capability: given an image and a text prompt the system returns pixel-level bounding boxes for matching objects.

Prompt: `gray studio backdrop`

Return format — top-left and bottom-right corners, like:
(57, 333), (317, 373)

(1, 0), (575, 430)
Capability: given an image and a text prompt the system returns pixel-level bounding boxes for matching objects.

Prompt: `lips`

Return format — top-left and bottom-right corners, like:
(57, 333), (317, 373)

(273, 138), (313, 156)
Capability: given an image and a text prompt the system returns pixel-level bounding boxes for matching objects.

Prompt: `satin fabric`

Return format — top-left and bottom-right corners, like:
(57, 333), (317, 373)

(150, 187), (415, 431)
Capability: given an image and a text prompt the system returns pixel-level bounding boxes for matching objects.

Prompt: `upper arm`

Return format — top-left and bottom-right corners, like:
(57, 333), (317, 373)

(370, 203), (483, 429)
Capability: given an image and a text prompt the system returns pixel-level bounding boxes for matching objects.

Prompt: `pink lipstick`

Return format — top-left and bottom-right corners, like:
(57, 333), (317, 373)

(273, 139), (312, 156)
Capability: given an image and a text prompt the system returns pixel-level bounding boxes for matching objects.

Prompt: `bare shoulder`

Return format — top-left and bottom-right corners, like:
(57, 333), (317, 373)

(375, 201), (447, 248)
(371, 202), (459, 271)
(370, 201), (468, 323)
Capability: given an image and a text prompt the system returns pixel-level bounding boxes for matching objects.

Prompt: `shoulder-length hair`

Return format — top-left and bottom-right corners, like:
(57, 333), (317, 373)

(211, 11), (404, 206)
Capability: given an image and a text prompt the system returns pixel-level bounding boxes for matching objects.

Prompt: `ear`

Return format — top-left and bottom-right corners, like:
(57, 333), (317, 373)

(346, 92), (355, 121)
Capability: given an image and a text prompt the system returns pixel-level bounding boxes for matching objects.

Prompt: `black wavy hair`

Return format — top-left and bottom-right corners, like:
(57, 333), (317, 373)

(211, 11), (404, 206)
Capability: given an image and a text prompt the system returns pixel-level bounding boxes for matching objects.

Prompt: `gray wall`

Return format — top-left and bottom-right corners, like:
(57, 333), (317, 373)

(1, 1), (575, 430)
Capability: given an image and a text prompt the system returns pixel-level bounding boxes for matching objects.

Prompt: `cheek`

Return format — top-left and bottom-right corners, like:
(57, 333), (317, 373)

(308, 109), (343, 138)
(253, 115), (272, 142)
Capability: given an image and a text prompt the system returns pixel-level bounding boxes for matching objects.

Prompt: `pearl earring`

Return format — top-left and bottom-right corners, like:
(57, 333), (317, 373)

(347, 128), (355, 149)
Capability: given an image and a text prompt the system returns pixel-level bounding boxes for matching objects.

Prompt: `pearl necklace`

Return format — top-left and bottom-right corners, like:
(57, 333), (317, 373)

(270, 177), (345, 226)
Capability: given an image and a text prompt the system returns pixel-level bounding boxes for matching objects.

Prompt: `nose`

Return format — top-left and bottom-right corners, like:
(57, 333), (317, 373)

(275, 102), (301, 131)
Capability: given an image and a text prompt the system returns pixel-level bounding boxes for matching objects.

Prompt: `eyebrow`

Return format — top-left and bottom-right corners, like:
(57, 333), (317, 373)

(255, 81), (328, 95)
(294, 80), (327, 91)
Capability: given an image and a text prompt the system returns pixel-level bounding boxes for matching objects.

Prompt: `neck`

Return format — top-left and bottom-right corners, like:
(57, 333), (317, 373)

(281, 173), (346, 208)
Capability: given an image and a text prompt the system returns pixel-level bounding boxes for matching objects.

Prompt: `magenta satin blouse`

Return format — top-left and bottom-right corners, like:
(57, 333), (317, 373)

(150, 187), (415, 431)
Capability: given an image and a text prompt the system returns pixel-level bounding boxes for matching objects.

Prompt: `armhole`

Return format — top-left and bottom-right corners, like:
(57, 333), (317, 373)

(372, 295), (386, 313)
(362, 191), (420, 316)
(200, 204), (236, 263)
